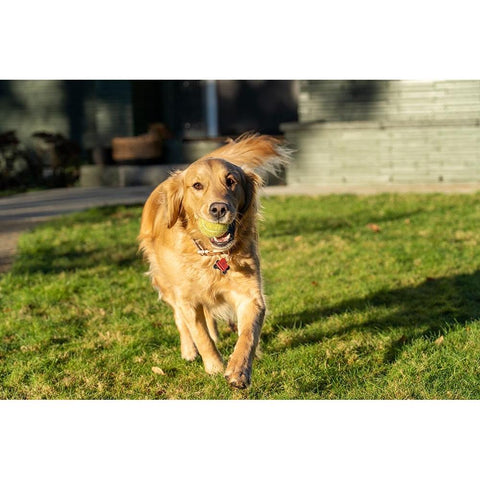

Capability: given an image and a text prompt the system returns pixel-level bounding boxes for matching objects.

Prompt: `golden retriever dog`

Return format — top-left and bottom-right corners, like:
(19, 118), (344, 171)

(138, 133), (290, 388)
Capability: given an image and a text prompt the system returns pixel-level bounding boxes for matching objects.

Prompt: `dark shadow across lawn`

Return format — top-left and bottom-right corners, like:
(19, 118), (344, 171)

(10, 205), (143, 275)
(262, 205), (428, 238)
(267, 270), (480, 363)
(12, 244), (139, 274)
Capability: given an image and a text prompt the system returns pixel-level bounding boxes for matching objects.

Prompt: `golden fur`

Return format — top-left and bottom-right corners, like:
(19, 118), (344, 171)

(138, 133), (290, 388)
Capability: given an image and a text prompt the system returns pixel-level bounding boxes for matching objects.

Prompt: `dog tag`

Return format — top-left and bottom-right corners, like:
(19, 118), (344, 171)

(214, 257), (230, 274)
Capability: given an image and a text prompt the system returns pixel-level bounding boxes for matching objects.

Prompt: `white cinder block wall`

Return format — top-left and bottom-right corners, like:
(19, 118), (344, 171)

(282, 80), (480, 185)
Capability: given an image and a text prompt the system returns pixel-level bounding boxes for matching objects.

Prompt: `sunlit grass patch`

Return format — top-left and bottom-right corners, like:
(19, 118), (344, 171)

(1, 194), (480, 399)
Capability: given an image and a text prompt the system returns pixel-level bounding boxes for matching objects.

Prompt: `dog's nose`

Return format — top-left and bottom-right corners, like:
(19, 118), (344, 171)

(209, 202), (229, 220)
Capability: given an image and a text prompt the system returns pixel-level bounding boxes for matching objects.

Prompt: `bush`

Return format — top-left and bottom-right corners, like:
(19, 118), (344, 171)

(32, 132), (81, 188)
(0, 130), (82, 191)
(0, 131), (43, 190)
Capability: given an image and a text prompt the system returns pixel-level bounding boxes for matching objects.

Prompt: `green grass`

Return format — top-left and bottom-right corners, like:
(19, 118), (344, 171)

(1, 194), (480, 399)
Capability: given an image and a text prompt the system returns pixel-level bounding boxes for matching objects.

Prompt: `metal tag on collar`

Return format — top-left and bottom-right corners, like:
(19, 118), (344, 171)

(193, 238), (228, 257)
(193, 239), (209, 255)
(214, 257), (230, 274)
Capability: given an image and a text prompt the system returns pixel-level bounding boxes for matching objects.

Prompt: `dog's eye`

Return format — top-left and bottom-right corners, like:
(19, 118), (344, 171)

(193, 182), (203, 190)
(226, 176), (236, 188)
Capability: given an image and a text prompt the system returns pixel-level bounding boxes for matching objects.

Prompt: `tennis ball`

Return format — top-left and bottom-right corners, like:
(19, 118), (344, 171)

(197, 217), (230, 237)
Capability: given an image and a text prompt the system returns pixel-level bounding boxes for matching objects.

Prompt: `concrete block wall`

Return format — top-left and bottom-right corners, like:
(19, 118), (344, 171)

(283, 81), (480, 185)
(79, 164), (188, 188)
(298, 80), (480, 123)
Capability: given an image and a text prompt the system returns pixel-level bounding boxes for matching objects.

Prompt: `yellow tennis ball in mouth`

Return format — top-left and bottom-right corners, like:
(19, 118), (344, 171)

(197, 217), (230, 237)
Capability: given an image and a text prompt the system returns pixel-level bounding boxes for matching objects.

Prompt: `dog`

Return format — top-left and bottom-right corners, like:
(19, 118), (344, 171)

(138, 133), (290, 388)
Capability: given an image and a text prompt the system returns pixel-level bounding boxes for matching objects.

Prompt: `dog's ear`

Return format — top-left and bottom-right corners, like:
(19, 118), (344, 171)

(240, 170), (261, 215)
(139, 171), (184, 242)
(161, 171), (184, 228)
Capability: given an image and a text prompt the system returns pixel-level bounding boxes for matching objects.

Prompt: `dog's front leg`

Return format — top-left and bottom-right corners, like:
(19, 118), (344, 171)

(177, 304), (224, 375)
(174, 312), (198, 361)
(225, 297), (265, 389)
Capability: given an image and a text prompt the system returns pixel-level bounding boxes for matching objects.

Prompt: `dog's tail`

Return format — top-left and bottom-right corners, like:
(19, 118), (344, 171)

(201, 132), (293, 180)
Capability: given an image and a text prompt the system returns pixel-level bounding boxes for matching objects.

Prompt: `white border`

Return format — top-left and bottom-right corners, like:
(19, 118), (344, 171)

(0, 400), (478, 479)
(3, 0), (480, 79)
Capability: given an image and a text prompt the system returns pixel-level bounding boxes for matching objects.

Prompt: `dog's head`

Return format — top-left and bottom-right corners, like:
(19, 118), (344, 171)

(139, 134), (291, 253)
(162, 157), (259, 251)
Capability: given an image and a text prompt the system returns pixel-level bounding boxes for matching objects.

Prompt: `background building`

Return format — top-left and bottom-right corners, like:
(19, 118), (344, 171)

(2, 80), (480, 187)
(0, 80), (297, 159)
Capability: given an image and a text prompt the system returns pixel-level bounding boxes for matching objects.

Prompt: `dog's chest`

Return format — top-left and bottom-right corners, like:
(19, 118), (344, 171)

(182, 253), (257, 288)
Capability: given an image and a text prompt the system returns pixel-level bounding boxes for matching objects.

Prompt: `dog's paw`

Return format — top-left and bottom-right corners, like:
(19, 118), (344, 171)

(204, 357), (225, 375)
(224, 368), (251, 389)
(181, 346), (198, 362)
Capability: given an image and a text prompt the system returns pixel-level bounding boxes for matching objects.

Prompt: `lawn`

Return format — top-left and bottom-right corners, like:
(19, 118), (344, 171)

(1, 193), (480, 399)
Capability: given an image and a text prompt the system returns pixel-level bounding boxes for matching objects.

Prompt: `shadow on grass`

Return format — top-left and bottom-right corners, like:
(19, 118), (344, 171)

(267, 270), (480, 363)
(261, 206), (427, 238)
(11, 205), (143, 275)
(12, 244), (140, 274)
